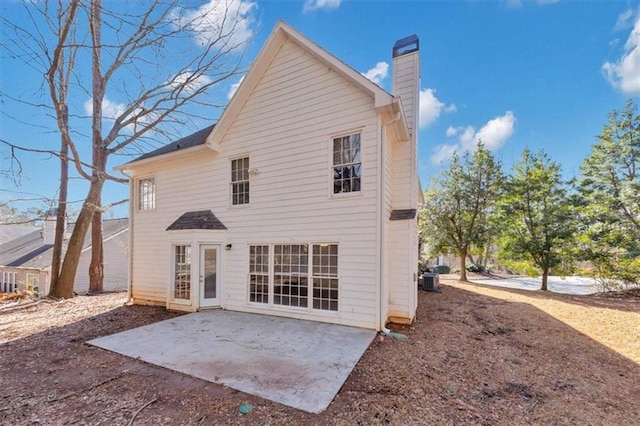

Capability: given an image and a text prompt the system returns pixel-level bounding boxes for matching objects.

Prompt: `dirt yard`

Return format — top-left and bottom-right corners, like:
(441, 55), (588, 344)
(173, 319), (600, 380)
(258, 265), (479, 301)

(1, 280), (639, 425)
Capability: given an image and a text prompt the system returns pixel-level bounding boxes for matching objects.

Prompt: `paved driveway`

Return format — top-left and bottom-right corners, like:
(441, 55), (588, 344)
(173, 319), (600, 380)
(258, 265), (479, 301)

(88, 310), (376, 413)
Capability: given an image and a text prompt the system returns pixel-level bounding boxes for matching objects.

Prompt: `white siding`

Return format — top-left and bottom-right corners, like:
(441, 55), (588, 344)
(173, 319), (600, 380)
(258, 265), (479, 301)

(392, 51), (420, 141)
(74, 230), (129, 293)
(386, 49), (420, 323)
(130, 38), (380, 328)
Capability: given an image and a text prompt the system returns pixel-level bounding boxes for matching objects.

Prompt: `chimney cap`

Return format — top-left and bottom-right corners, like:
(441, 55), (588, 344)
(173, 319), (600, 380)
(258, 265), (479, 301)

(392, 34), (419, 58)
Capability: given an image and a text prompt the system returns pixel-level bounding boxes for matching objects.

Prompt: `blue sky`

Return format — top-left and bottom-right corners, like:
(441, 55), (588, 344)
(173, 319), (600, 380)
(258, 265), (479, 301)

(1, 0), (639, 219)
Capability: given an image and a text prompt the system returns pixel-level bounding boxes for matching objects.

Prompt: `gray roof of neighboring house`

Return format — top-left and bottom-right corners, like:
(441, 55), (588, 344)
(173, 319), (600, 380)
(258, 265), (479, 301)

(129, 124), (216, 163)
(166, 210), (227, 231)
(0, 224), (39, 245)
(0, 218), (129, 270)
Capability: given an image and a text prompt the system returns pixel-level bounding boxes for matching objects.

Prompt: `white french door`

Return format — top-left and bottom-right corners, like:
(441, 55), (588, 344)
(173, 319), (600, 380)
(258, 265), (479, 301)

(199, 245), (220, 308)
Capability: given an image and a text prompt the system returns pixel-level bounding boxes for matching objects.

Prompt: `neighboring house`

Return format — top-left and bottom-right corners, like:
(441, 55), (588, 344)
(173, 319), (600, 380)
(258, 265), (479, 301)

(116, 21), (423, 330)
(0, 216), (129, 296)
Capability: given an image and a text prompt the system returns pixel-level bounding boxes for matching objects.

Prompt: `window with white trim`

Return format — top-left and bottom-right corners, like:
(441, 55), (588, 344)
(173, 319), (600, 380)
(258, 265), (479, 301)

(26, 273), (40, 296)
(174, 245), (191, 300)
(274, 244), (308, 308)
(332, 133), (361, 194)
(312, 244), (339, 311)
(138, 177), (156, 210)
(247, 243), (338, 312)
(249, 245), (269, 303)
(231, 157), (250, 205)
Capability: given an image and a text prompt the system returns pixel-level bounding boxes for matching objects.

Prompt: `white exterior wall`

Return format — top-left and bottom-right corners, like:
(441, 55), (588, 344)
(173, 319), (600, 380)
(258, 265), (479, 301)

(130, 38), (381, 329)
(74, 230), (129, 293)
(386, 49), (420, 323)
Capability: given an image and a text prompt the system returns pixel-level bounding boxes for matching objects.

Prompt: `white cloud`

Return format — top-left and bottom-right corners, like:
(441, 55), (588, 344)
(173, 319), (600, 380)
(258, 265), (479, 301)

(431, 144), (458, 164)
(445, 126), (458, 137)
(83, 96), (159, 132)
(474, 111), (516, 150)
(303, 0), (342, 13)
(615, 7), (637, 31)
(603, 13), (640, 94)
(361, 62), (389, 85)
(83, 97), (126, 120)
(227, 75), (245, 100)
(537, 0), (559, 5)
(171, 71), (213, 94)
(431, 111), (516, 163)
(173, 0), (256, 47)
(505, 0), (522, 9)
(418, 88), (456, 129)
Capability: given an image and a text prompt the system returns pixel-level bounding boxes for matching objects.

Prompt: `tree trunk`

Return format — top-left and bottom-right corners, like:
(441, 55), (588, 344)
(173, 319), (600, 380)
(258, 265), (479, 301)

(87, 0), (105, 294)
(88, 204), (103, 293)
(541, 267), (549, 291)
(459, 248), (468, 282)
(51, 179), (105, 298)
(483, 241), (491, 271)
(49, 108), (69, 293)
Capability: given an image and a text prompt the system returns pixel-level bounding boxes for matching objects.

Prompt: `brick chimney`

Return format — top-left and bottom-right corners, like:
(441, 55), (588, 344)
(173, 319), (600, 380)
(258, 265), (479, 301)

(43, 209), (66, 245)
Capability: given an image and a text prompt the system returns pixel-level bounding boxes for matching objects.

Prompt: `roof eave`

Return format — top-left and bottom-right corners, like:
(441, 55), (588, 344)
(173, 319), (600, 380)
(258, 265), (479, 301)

(379, 97), (411, 143)
(115, 144), (211, 172)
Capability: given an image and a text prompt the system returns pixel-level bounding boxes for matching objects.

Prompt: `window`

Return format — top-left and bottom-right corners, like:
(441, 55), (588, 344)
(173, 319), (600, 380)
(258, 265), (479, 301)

(247, 243), (338, 312)
(138, 177), (156, 210)
(274, 244), (309, 308)
(174, 245), (191, 300)
(333, 133), (361, 194)
(249, 245), (269, 303)
(231, 157), (250, 205)
(26, 273), (40, 296)
(312, 244), (339, 311)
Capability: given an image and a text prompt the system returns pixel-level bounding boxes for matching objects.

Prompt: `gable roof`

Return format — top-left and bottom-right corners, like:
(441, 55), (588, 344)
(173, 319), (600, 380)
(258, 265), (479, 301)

(0, 218), (129, 270)
(116, 21), (410, 170)
(125, 124), (216, 166)
(205, 20), (408, 150)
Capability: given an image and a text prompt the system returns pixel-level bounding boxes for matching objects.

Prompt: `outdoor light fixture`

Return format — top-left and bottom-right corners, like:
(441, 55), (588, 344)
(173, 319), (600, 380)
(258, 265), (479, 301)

(225, 244), (232, 250)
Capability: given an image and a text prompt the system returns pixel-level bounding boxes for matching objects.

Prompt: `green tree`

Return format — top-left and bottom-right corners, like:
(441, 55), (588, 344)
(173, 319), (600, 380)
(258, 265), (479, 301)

(577, 99), (640, 288)
(422, 143), (503, 281)
(496, 150), (574, 290)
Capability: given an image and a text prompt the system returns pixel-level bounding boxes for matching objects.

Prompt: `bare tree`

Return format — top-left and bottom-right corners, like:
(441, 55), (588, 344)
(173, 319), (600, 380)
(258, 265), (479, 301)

(2, 0), (253, 298)
(46, 1), (79, 291)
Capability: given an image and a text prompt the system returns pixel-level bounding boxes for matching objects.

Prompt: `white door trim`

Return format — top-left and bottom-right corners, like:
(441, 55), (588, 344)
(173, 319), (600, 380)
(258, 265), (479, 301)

(199, 244), (221, 308)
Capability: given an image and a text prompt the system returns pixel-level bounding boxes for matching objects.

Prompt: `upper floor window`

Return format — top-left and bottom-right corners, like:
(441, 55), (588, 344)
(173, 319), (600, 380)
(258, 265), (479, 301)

(138, 177), (156, 210)
(332, 133), (361, 194)
(231, 157), (250, 205)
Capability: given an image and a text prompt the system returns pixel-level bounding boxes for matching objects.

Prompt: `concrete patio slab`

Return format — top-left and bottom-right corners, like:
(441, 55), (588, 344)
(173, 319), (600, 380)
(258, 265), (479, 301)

(88, 310), (376, 413)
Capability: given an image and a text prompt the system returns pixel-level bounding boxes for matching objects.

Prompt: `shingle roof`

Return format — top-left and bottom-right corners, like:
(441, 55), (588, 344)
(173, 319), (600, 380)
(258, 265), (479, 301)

(0, 230), (43, 267)
(129, 124), (215, 163)
(390, 209), (417, 220)
(166, 210), (227, 231)
(0, 218), (129, 269)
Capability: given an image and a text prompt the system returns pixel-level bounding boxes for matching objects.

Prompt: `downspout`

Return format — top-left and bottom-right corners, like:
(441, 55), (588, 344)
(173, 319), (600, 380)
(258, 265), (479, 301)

(122, 170), (133, 304)
(379, 116), (390, 335)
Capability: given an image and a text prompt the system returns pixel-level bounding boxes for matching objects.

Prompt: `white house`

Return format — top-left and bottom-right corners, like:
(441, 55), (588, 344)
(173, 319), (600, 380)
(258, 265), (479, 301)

(117, 21), (423, 331)
(0, 216), (128, 296)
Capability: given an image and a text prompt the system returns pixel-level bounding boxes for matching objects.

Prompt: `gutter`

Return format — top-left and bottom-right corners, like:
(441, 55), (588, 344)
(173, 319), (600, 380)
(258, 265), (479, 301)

(120, 169), (134, 304)
(378, 117), (390, 334)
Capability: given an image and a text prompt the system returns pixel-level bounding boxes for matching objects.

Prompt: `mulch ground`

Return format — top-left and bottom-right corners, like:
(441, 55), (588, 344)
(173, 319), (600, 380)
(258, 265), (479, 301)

(1, 282), (639, 425)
